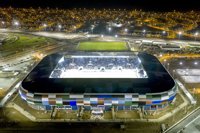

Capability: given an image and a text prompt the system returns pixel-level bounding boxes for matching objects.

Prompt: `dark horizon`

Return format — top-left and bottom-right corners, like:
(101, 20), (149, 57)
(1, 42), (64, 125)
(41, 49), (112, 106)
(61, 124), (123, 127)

(0, 0), (199, 11)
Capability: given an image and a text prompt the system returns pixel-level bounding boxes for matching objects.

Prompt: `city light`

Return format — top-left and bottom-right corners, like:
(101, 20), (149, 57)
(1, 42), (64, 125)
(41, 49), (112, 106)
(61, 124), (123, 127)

(58, 24), (62, 29)
(124, 28), (128, 32)
(108, 27), (112, 31)
(101, 34), (104, 38)
(179, 62), (183, 65)
(162, 31), (166, 34)
(178, 31), (182, 39)
(115, 34), (118, 38)
(43, 23), (47, 27)
(194, 62), (198, 65)
(1, 21), (5, 24)
(195, 32), (199, 36)
(143, 29), (146, 33)
(14, 21), (19, 26)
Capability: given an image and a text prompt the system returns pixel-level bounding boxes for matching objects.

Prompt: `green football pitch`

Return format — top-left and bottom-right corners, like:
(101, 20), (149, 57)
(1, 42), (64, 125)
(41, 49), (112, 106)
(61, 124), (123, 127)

(76, 41), (128, 51)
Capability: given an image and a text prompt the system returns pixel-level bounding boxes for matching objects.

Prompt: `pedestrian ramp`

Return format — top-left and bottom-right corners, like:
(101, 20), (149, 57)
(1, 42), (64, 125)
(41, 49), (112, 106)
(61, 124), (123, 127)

(175, 79), (196, 104)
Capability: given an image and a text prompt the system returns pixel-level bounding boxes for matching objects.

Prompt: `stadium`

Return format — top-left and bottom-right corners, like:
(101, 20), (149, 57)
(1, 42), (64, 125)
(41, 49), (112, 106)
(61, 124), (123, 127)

(19, 51), (177, 111)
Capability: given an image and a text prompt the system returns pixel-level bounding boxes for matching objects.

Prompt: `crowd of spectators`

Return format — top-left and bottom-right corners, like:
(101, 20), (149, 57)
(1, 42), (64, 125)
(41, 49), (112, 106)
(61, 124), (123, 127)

(50, 56), (142, 78)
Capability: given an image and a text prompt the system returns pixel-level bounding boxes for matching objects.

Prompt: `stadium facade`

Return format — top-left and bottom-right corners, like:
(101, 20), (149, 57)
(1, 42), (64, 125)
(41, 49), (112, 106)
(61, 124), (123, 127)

(19, 52), (177, 111)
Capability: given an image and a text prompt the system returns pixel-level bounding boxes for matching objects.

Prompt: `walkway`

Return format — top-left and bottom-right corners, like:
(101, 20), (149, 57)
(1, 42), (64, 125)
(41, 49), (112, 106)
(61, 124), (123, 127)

(176, 79), (196, 104)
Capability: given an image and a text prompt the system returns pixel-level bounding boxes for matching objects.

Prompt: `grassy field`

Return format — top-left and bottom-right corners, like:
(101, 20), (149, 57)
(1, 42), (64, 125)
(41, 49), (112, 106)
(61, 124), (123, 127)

(77, 41), (128, 51)
(0, 33), (51, 51)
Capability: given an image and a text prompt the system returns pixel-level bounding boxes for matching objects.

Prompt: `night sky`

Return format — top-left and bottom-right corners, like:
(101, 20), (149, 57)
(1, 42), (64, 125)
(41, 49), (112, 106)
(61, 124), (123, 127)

(0, 0), (199, 11)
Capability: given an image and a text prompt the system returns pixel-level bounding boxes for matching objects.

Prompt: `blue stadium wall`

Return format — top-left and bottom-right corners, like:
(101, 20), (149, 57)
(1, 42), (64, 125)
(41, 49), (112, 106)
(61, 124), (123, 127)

(19, 84), (177, 111)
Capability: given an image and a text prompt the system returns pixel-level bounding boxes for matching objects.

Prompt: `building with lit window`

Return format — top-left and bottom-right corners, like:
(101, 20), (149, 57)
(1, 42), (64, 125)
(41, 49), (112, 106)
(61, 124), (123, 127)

(19, 52), (176, 111)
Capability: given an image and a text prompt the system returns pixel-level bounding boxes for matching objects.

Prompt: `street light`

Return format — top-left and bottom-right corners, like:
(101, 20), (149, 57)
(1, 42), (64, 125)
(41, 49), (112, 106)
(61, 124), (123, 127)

(108, 27), (112, 34)
(13, 21), (19, 29)
(193, 88), (196, 100)
(43, 23), (47, 27)
(14, 21), (19, 26)
(163, 59), (167, 66)
(162, 31), (166, 37)
(57, 24), (62, 31)
(125, 111), (127, 122)
(58, 24), (62, 29)
(43, 23), (47, 31)
(1, 21), (5, 28)
(91, 27), (94, 34)
(143, 29), (146, 37)
(14, 22), (19, 26)
(178, 31), (182, 39)
(162, 31), (166, 34)
(167, 63), (170, 70)
(172, 70), (176, 78)
(195, 32), (199, 41)
(124, 28), (128, 33)
(74, 26), (77, 33)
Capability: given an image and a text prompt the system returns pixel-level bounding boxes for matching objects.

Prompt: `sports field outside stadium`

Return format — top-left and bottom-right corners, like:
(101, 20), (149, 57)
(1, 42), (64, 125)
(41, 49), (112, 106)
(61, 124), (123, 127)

(76, 41), (128, 51)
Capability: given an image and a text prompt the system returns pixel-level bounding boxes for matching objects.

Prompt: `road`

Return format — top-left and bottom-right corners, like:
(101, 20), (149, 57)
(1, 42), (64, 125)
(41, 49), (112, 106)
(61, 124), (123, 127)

(183, 113), (200, 133)
(0, 80), (21, 107)
(165, 107), (200, 133)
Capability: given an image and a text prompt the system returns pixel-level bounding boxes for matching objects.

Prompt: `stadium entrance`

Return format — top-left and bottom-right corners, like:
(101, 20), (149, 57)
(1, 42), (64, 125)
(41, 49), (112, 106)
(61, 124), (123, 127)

(91, 107), (104, 120)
